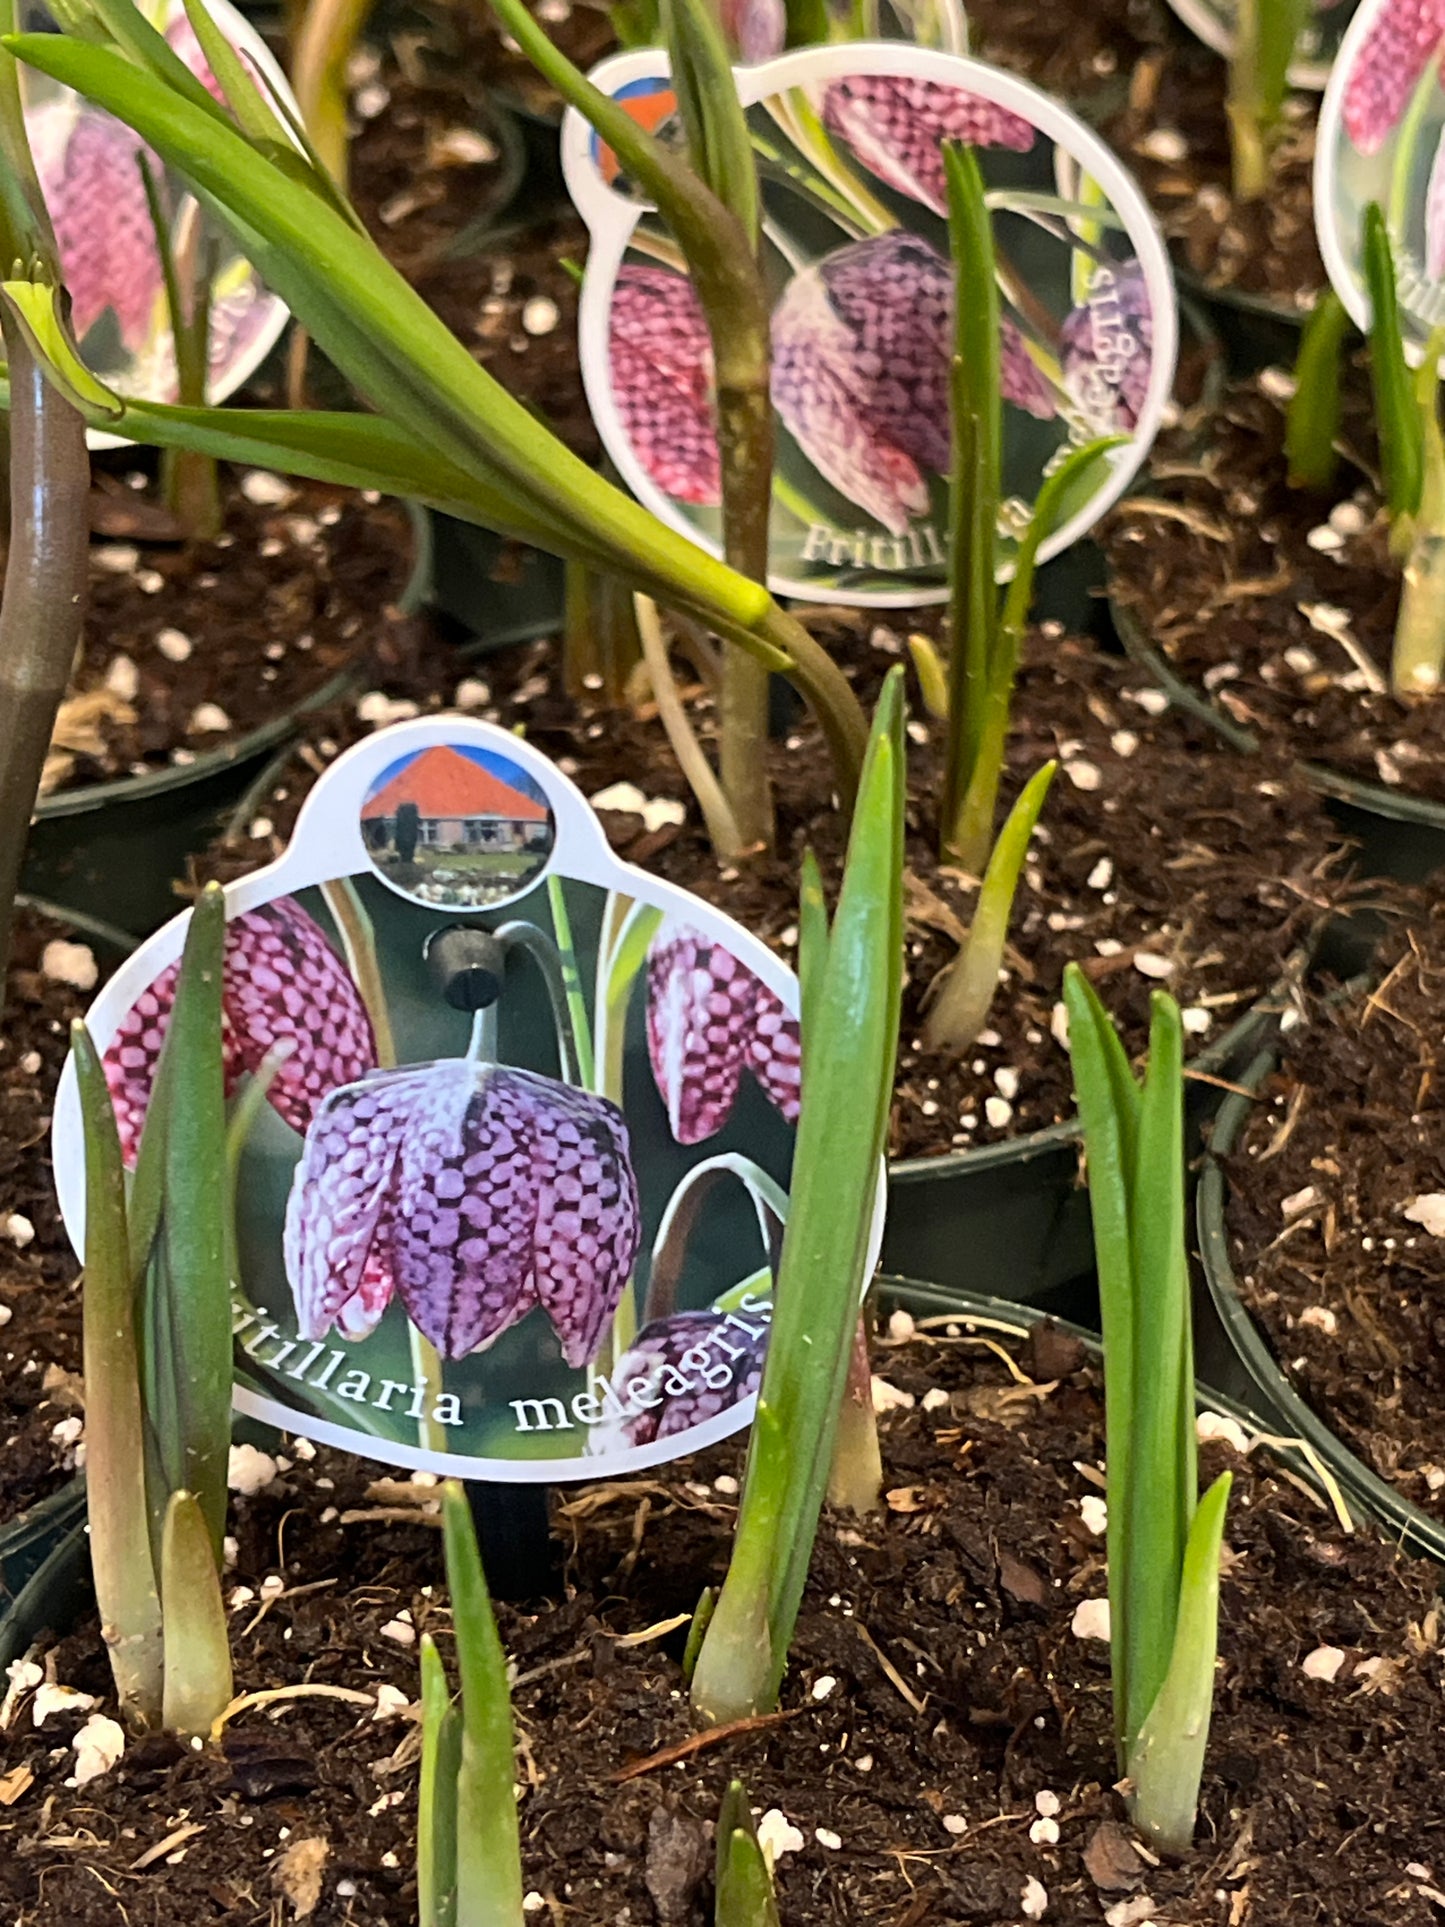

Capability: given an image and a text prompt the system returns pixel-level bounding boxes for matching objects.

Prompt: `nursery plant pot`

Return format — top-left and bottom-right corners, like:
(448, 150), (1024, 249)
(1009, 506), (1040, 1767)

(1110, 596), (1445, 888)
(21, 501), (432, 939)
(1196, 1047), (1445, 1565)
(1174, 270), (1307, 377)
(880, 974), (1295, 1323)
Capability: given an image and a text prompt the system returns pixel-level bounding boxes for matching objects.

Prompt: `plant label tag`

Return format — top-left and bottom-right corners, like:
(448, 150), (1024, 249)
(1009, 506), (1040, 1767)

(1317, 0), (1445, 346)
(1161, 0), (1356, 92)
(24, 0), (292, 449)
(565, 41), (1177, 606)
(53, 720), (883, 1482)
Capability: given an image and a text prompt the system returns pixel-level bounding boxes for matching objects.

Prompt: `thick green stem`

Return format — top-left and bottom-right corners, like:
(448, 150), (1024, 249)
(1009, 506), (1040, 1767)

(0, 320), (89, 978)
(717, 381), (775, 857)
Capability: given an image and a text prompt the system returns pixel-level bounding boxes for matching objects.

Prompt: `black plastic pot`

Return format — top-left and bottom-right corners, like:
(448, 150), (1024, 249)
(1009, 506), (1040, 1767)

(1110, 597), (1445, 893)
(0, 1480), (90, 1674)
(21, 503), (432, 940)
(880, 974), (1297, 1325)
(1173, 271), (1307, 379)
(1196, 1046), (1445, 1565)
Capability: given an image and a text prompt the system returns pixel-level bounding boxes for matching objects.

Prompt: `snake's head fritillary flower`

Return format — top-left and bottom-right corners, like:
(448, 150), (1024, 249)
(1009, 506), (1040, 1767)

(285, 1061), (640, 1366)
(718, 0), (786, 61)
(772, 233), (1054, 534)
(587, 1303), (770, 1452)
(646, 923), (800, 1144)
(1343, 0), (1445, 153)
(1060, 260), (1153, 432)
(102, 897), (377, 1162)
(820, 75), (1035, 217)
(610, 264), (721, 505)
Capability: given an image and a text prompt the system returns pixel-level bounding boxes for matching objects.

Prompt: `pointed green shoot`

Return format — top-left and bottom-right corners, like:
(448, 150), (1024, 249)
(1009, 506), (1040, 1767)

(921, 759), (1055, 1056)
(1062, 962), (1142, 1761)
(1363, 202), (1423, 526)
(441, 1481), (525, 1927)
(1285, 288), (1349, 491)
(691, 670), (906, 1726)
(418, 1633), (462, 1927)
(943, 139), (1000, 839)
(663, 0), (759, 245)
(158, 1489), (233, 1738)
(906, 633), (949, 722)
(1392, 328), (1445, 697)
(715, 1781), (781, 1926)
(72, 1021), (163, 1730)
(1130, 1470), (1232, 1855)
(145, 882), (232, 1558)
(946, 436), (1122, 871)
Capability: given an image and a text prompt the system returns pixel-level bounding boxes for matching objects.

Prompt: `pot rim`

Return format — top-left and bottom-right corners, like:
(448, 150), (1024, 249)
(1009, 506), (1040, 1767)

(1197, 1047), (1445, 1564)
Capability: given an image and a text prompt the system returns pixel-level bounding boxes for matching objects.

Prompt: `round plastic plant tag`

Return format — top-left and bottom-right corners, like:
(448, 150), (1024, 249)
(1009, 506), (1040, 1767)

(23, 0), (291, 447)
(53, 721), (881, 1483)
(1161, 0), (1357, 92)
(564, 41), (1176, 607)
(1316, 0), (1445, 346)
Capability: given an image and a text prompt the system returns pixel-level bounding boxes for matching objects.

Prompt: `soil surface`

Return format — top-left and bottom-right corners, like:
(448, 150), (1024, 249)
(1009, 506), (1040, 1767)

(1100, 375), (1445, 804)
(46, 465), (417, 796)
(0, 910), (122, 1526)
(3, 1322), (1443, 1924)
(196, 611), (1351, 1159)
(1223, 900), (1445, 1524)
(341, 0), (601, 457)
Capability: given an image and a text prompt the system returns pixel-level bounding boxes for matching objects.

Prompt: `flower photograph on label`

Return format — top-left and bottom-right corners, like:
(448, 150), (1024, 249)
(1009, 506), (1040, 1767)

(67, 732), (805, 1480)
(570, 44), (1174, 604)
(21, 0), (288, 421)
(359, 742), (557, 909)
(1317, 0), (1445, 345)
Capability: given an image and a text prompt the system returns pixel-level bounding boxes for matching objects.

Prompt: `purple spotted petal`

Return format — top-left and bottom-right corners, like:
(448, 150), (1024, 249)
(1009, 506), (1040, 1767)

(1343, 0), (1445, 152)
(590, 1305), (769, 1452)
(101, 897), (376, 1163)
(718, 0), (786, 60)
(41, 110), (165, 352)
(1060, 261), (1152, 432)
(224, 899), (377, 1134)
(283, 1070), (413, 1341)
(820, 75), (1035, 217)
(530, 1085), (640, 1367)
(646, 926), (756, 1144)
(746, 981), (801, 1124)
(611, 265), (721, 505)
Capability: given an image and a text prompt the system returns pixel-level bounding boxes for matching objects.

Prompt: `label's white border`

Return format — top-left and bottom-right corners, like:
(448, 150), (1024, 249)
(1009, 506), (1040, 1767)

(563, 40), (1179, 608)
(1164, 0), (1336, 92)
(52, 717), (887, 1484)
(1313, 0), (1430, 349)
(58, 0), (294, 452)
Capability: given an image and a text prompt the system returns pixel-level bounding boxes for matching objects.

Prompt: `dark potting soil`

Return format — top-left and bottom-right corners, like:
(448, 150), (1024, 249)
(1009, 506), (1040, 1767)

(1102, 48), (1323, 310)
(45, 467), (417, 797)
(339, 0), (602, 459)
(1223, 899), (1445, 1525)
(1100, 376), (1445, 804)
(5, 1324), (1445, 1925)
(0, 909), (119, 1526)
(197, 612), (1351, 1160)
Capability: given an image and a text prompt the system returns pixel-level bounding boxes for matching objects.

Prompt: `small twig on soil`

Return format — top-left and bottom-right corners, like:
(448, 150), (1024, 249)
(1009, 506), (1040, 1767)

(130, 1822), (206, 1870)
(853, 1623), (928, 1714)
(1182, 1068), (1260, 1099)
(612, 1614), (691, 1649)
(609, 1709), (800, 1781)
(1258, 1080), (1308, 1162)
(210, 1682), (376, 1741)
(1112, 498), (1232, 542)
(339, 1506), (443, 1528)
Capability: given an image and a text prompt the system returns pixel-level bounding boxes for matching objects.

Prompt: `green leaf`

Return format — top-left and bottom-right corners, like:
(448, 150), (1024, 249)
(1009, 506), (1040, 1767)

(1062, 962), (1141, 1760)
(662, 0), (760, 244)
(715, 1781), (781, 1926)
(158, 1489), (233, 1738)
(1131, 1471), (1231, 1854)
(921, 759), (1055, 1055)
(943, 140), (1000, 825)
(441, 1481), (525, 1927)
(145, 883), (231, 1556)
(1364, 202), (1423, 523)
(418, 1634), (461, 1927)
(691, 670), (906, 1725)
(797, 847), (828, 1048)
(1285, 289), (1350, 491)
(72, 1019), (163, 1729)
(0, 278), (125, 417)
(1122, 991), (1190, 1754)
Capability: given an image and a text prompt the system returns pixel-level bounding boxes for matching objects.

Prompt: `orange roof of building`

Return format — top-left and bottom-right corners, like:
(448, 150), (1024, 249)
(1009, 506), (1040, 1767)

(361, 746), (549, 823)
